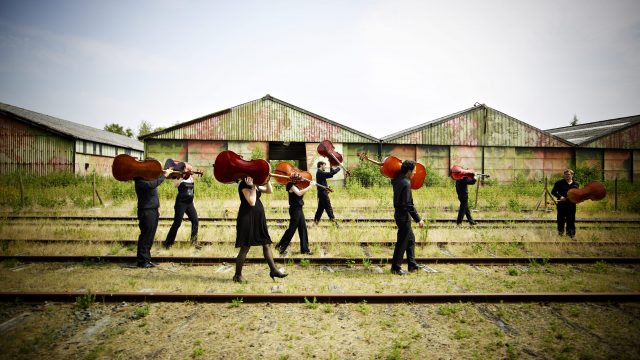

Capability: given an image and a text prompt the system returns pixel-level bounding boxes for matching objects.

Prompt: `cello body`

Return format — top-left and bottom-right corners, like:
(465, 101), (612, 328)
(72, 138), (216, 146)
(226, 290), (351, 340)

(112, 154), (164, 181)
(567, 181), (607, 204)
(273, 162), (313, 189)
(357, 152), (425, 189)
(450, 165), (475, 180)
(213, 150), (271, 185)
(317, 140), (351, 176)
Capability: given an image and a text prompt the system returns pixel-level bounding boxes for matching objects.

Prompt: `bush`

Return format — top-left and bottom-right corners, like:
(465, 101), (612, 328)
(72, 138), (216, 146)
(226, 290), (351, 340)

(347, 161), (387, 187)
(574, 166), (603, 185)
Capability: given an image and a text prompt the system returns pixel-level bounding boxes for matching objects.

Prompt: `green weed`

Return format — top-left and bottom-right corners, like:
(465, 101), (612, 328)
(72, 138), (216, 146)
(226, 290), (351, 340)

(228, 298), (243, 308)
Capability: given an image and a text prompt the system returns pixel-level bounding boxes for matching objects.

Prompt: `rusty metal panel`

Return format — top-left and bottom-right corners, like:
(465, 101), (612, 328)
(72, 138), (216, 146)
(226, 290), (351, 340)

(634, 151), (640, 182)
(581, 123), (640, 149)
(228, 142), (268, 162)
(187, 141), (227, 170)
(384, 106), (571, 148)
(603, 150), (631, 181)
(381, 144), (416, 161)
(344, 143), (379, 173)
(450, 146), (482, 171)
(74, 154), (114, 176)
(484, 147), (516, 183)
(513, 148), (544, 181)
(544, 148), (574, 176)
(151, 97), (379, 143)
(145, 140), (188, 164)
(417, 145), (450, 179)
(0, 114), (73, 175)
(576, 148), (603, 171)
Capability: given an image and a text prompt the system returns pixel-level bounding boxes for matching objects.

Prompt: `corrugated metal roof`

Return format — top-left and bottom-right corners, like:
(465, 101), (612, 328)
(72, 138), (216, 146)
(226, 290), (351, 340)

(382, 104), (573, 147)
(0, 102), (144, 151)
(546, 115), (640, 146)
(140, 95), (380, 143)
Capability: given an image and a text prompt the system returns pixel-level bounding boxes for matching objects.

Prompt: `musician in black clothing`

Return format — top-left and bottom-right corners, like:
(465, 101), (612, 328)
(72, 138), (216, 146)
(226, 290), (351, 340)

(163, 162), (200, 250)
(455, 177), (477, 225)
(391, 160), (425, 275)
(551, 169), (579, 237)
(314, 161), (340, 227)
(134, 168), (171, 268)
(275, 179), (316, 255)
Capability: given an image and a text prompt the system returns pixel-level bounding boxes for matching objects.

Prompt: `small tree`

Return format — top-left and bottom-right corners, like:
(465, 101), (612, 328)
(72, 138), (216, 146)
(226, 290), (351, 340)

(104, 123), (133, 137)
(570, 114), (579, 126)
(137, 120), (154, 139)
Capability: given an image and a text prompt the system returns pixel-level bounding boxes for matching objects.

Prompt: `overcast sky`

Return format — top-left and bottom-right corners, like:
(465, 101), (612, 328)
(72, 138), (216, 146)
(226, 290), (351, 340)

(1, 0), (639, 138)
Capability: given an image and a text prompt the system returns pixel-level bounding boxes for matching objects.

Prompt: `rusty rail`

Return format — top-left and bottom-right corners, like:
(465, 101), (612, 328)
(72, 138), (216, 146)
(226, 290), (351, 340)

(1, 255), (638, 265)
(0, 291), (638, 303)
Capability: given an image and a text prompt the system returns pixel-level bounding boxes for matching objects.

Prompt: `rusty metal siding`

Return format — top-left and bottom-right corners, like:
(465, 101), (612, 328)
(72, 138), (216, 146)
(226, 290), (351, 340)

(450, 146), (482, 172)
(576, 148), (603, 171)
(150, 98), (378, 143)
(0, 114), (73, 175)
(417, 145), (450, 179)
(581, 123), (640, 149)
(75, 154), (115, 176)
(385, 107), (570, 148)
(603, 150), (631, 181)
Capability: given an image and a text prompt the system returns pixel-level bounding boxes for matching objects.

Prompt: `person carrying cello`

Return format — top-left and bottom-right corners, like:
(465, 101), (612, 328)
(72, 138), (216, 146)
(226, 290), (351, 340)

(163, 161), (201, 250)
(314, 161), (340, 227)
(275, 177), (317, 256)
(390, 160), (425, 275)
(551, 168), (579, 238)
(455, 176), (477, 226)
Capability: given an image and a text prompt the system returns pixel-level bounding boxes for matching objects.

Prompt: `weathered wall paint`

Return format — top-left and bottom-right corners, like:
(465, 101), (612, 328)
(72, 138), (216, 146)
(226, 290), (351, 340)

(634, 150), (640, 182)
(186, 141), (227, 170)
(150, 97), (378, 144)
(576, 149), (603, 171)
(227, 142), (268, 162)
(381, 144), (416, 161)
(145, 140), (188, 165)
(417, 145), (449, 179)
(0, 115), (74, 175)
(603, 150), (631, 181)
(75, 154), (115, 176)
(450, 146), (482, 171)
(581, 123), (640, 149)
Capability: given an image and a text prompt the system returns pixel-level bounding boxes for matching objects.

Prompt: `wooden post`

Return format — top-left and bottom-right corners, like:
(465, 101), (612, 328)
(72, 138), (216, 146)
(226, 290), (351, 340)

(614, 177), (618, 211)
(18, 172), (24, 208)
(93, 172), (96, 207)
(544, 177), (548, 211)
(473, 178), (480, 209)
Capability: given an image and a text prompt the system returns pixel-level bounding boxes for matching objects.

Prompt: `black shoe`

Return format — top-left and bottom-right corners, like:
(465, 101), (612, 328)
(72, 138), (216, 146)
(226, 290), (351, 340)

(301, 251), (314, 256)
(408, 263), (425, 272)
(162, 242), (172, 250)
(469, 220), (477, 226)
(558, 232), (564, 236)
(232, 274), (246, 283)
(192, 241), (203, 250)
(269, 270), (288, 280)
(137, 262), (157, 269)
(391, 268), (408, 276)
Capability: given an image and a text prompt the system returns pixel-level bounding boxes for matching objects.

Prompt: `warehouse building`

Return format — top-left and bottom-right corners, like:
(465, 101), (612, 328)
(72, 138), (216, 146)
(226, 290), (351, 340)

(140, 95), (380, 187)
(547, 115), (640, 181)
(382, 104), (574, 183)
(0, 102), (144, 176)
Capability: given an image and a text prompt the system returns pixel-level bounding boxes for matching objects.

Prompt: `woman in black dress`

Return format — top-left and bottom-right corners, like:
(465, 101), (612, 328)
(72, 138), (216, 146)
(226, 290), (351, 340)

(234, 176), (287, 283)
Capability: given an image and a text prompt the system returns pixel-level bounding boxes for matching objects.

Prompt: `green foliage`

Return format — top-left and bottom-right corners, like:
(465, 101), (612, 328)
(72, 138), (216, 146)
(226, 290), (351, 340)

(423, 162), (445, 187)
(192, 339), (205, 357)
(507, 199), (521, 212)
(104, 123), (133, 137)
(228, 298), (243, 308)
(437, 303), (462, 316)
(507, 267), (519, 276)
(453, 327), (471, 340)
(573, 166), (603, 184)
(357, 300), (370, 315)
(250, 147), (264, 160)
(591, 261), (609, 274)
(75, 291), (96, 309)
(300, 259), (311, 268)
(347, 161), (387, 187)
(304, 297), (319, 309)
(134, 303), (150, 318)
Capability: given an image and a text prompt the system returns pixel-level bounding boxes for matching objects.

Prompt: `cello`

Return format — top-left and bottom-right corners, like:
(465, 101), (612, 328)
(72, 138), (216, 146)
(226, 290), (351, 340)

(271, 162), (333, 192)
(317, 140), (351, 176)
(164, 159), (204, 180)
(357, 152), (426, 190)
(450, 165), (490, 180)
(213, 150), (271, 185)
(112, 154), (165, 181)
(567, 181), (607, 204)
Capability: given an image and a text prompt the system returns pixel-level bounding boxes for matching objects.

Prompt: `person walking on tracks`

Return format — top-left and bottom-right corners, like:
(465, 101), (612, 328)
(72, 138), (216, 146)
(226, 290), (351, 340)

(163, 161), (201, 250)
(233, 177), (287, 283)
(455, 177), (477, 226)
(314, 161), (340, 227)
(275, 179), (316, 256)
(390, 160), (425, 275)
(134, 168), (171, 268)
(551, 168), (580, 238)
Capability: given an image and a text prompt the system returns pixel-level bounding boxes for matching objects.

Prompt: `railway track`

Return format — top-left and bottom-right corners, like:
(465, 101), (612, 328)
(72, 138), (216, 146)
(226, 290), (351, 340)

(1, 239), (637, 247)
(0, 291), (638, 303)
(2, 255), (638, 265)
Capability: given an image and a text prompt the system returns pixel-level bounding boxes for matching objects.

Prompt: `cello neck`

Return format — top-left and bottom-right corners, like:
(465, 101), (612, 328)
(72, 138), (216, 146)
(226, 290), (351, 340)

(269, 173), (332, 192)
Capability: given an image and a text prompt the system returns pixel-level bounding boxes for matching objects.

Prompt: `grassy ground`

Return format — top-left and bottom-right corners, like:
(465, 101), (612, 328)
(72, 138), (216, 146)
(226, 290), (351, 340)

(1, 175), (639, 359)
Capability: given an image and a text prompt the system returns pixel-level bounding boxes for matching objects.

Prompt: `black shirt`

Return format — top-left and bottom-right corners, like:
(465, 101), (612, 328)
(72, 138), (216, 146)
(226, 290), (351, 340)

(551, 179), (579, 200)
(135, 176), (166, 210)
(455, 178), (477, 197)
(316, 167), (340, 194)
(392, 175), (421, 222)
(286, 182), (304, 208)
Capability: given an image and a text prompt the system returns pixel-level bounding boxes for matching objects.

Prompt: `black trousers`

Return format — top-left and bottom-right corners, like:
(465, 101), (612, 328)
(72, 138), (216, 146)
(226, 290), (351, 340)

(456, 195), (474, 224)
(165, 199), (199, 246)
(314, 192), (335, 221)
(137, 208), (159, 264)
(278, 206), (310, 253)
(556, 201), (576, 236)
(391, 218), (417, 270)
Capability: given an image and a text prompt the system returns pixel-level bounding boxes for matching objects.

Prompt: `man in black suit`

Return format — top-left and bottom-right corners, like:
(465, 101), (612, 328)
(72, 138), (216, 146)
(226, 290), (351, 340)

(134, 168), (171, 268)
(456, 177), (477, 225)
(314, 161), (340, 227)
(551, 169), (579, 238)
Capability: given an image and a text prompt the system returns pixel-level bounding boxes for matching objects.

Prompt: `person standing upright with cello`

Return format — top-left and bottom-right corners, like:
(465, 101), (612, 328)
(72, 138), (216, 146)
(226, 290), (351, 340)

(314, 161), (340, 227)
(551, 169), (579, 238)
(391, 160), (425, 275)
(275, 177), (316, 256)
